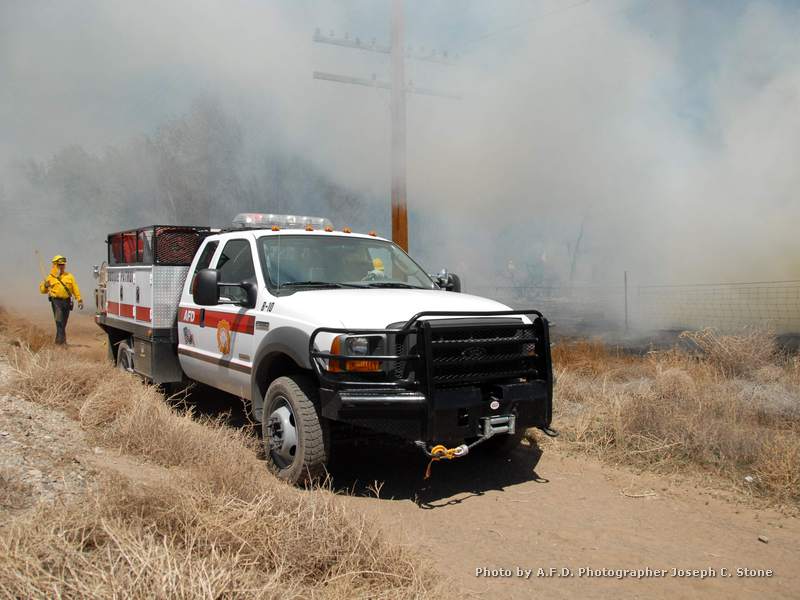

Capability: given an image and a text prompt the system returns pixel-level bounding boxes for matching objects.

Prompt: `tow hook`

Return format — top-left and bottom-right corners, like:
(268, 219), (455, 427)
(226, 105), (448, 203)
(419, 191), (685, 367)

(414, 441), (469, 459)
(415, 442), (470, 479)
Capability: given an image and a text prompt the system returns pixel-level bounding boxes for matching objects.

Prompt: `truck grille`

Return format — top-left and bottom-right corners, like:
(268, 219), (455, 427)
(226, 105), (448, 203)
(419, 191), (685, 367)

(425, 321), (539, 389)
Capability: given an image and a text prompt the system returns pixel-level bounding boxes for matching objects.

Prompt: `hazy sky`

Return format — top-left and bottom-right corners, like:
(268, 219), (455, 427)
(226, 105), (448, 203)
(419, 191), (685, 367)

(2, 0), (799, 285)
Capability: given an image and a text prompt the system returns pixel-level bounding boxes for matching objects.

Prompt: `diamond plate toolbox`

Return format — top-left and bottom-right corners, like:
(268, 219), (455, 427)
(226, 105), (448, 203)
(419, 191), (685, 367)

(152, 266), (189, 328)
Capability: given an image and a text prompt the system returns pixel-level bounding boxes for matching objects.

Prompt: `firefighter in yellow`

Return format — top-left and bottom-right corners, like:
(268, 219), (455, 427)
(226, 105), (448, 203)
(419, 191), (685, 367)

(39, 255), (83, 345)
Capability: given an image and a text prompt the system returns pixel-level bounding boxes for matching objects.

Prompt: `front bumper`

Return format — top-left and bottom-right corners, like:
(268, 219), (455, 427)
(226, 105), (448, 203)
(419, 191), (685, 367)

(310, 309), (554, 444)
(319, 379), (550, 444)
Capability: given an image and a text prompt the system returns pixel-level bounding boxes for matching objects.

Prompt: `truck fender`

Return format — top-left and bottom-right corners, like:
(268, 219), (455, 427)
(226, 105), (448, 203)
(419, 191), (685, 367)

(250, 327), (313, 422)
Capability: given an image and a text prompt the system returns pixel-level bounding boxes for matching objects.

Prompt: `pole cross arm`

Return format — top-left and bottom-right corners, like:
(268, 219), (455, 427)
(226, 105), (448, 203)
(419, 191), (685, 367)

(312, 71), (461, 99)
(313, 31), (457, 65)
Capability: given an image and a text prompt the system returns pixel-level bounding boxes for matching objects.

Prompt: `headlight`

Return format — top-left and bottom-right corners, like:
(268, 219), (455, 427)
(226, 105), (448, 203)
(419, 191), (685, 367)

(328, 335), (385, 372)
(346, 336), (370, 355)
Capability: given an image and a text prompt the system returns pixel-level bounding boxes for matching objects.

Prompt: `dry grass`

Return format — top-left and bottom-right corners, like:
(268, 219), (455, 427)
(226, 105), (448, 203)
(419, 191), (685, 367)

(551, 330), (800, 506)
(0, 328), (439, 598)
(680, 328), (778, 377)
(0, 472), (431, 599)
(0, 307), (50, 352)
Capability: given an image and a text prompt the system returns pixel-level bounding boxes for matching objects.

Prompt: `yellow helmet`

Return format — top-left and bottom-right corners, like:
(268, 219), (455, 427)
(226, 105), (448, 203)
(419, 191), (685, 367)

(52, 255), (67, 265)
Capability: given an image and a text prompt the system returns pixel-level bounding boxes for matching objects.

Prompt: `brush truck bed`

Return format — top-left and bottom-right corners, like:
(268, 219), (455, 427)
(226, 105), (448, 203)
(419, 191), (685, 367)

(94, 214), (555, 483)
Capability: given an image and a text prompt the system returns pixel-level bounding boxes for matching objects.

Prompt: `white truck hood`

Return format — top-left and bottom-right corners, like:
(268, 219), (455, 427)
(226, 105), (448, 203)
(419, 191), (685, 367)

(276, 288), (513, 329)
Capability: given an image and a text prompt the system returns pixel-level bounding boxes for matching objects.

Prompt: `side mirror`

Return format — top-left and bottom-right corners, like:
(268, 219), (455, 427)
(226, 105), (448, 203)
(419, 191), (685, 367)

(241, 280), (258, 309)
(194, 269), (220, 305)
(444, 272), (462, 293)
(435, 269), (462, 293)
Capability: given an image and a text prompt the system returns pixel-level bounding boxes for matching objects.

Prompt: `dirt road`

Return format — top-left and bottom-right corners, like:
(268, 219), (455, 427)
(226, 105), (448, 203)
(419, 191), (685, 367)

(20, 308), (800, 599)
(332, 443), (799, 599)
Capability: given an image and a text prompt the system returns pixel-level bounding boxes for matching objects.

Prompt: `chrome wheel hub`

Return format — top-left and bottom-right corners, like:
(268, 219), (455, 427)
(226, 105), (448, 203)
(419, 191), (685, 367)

(267, 398), (297, 468)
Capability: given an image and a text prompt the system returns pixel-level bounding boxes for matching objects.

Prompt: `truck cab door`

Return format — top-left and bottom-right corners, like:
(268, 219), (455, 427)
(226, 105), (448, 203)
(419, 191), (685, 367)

(178, 237), (261, 398)
(210, 238), (260, 398)
(177, 239), (220, 387)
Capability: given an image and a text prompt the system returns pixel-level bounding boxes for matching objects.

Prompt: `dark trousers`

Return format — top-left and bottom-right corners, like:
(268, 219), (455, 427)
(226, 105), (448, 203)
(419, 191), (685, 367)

(50, 298), (71, 345)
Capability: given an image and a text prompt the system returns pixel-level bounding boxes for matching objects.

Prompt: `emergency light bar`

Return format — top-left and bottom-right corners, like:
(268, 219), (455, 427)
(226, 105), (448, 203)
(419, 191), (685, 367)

(232, 213), (334, 230)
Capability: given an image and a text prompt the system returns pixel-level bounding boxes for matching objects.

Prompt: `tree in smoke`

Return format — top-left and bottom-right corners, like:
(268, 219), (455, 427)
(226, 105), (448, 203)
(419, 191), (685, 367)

(151, 98), (243, 226)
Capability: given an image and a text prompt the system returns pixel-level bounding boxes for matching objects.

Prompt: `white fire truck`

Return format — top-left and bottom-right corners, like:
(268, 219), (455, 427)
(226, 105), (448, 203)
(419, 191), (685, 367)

(95, 214), (555, 484)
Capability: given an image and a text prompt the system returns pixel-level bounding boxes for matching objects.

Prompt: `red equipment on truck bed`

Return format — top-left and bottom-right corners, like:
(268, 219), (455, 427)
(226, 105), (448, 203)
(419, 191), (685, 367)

(96, 225), (211, 383)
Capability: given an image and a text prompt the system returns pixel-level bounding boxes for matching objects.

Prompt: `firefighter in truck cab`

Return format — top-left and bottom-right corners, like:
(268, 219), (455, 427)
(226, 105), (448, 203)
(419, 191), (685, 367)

(39, 254), (83, 345)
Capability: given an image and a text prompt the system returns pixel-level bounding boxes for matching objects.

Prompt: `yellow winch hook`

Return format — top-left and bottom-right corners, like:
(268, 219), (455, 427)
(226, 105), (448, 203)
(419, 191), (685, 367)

(423, 444), (468, 480)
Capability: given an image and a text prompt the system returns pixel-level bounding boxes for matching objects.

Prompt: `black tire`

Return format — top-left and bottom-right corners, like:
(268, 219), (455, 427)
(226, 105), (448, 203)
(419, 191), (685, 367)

(116, 340), (134, 373)
(482, 429), (526, 456)
(262, 375), (329, 486)
(106, 335), (115, 364)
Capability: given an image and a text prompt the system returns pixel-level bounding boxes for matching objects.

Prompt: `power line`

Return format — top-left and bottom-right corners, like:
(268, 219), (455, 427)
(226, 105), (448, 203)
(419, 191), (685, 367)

(458, 0), (658, 56)
(459, 0), (595, 52)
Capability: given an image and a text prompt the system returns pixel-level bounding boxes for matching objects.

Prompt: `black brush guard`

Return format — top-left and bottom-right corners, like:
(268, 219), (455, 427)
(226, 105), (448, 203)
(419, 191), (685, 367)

(309, 310), (554, 444)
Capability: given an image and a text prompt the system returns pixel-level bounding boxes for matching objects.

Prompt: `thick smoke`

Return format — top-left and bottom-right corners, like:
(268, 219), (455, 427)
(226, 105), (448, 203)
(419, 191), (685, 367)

(2, 0), (798, 315)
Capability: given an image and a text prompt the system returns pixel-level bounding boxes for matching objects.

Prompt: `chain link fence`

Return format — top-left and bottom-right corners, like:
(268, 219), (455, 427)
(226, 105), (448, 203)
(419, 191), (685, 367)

(635, 280), (800, 333)
(468, 280), (800, 334)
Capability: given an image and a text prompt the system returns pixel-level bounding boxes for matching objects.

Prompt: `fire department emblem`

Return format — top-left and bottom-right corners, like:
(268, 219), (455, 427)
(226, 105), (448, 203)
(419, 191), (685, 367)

(216, 319), (232, 354)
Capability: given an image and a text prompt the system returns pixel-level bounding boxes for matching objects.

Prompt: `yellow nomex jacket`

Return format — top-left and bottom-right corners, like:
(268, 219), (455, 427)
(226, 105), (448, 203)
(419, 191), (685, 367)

(39, 268), (82, 302)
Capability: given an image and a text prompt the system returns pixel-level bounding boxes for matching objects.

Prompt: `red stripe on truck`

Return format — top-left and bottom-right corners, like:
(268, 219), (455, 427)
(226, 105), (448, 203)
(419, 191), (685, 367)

(178, 307), (200, 324)
(107, 301), (149, 321)
(178, 306), (255, 334)
(204, 310), (255, 334)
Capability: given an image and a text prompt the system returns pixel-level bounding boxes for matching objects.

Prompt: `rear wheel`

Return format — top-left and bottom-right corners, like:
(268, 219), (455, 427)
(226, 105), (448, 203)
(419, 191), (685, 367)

(262, 375), (329, 485)
(116, 340), (134, 373)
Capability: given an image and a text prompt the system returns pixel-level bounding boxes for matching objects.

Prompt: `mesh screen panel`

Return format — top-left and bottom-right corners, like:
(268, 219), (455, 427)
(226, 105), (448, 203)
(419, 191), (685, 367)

(155, 227), (207, 265)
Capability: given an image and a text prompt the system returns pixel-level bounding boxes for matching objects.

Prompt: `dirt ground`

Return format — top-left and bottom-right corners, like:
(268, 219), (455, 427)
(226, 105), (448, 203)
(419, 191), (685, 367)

(14, 307), (800, 599)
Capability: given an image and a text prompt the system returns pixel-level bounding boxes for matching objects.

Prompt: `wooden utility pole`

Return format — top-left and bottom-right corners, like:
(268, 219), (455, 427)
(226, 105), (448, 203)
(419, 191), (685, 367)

(390, 0), (408, 250)
(312, 1), (458, 252)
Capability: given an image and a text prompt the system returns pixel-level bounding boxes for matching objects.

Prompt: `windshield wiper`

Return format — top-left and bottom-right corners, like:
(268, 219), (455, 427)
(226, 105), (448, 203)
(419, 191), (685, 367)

(364, 282), (424, 289)
(279, 281), (367, 289)
(280, 281), (343, 289)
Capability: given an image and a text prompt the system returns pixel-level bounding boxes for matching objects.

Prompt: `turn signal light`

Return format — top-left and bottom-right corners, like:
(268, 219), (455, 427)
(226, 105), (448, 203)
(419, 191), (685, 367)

(368, 230), (377, 236)
(345, 359), (381, 372)
(329, 337), (343, 372)
(327, 337), (381, 372)
(342, 227), (352, 233)
(324, 225), (334, 232)
(271, 225), (280, 231)
(305, 224), (314, 231)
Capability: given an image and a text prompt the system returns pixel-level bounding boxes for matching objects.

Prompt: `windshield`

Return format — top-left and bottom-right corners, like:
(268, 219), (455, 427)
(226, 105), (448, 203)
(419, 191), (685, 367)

(257, 235), (436, 291)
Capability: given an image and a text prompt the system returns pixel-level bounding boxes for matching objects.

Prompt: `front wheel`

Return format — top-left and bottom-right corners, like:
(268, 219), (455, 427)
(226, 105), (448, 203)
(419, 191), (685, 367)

(262, 375), (330, 485)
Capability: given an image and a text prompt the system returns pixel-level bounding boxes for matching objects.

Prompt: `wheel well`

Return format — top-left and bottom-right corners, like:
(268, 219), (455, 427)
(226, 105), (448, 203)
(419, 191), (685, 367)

(252, 352), (310, 422)
(102, 327), (131, 363)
